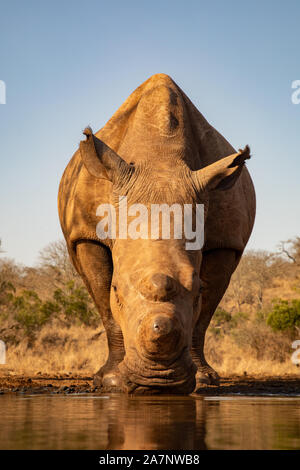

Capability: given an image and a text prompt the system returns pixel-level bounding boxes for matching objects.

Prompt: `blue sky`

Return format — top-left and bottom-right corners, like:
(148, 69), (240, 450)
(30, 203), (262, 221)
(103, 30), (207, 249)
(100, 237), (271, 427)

(0, 0), (300, 265)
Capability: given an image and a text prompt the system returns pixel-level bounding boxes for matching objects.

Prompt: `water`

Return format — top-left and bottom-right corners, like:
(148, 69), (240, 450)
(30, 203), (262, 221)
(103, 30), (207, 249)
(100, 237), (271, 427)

(0, 394), (300, 450)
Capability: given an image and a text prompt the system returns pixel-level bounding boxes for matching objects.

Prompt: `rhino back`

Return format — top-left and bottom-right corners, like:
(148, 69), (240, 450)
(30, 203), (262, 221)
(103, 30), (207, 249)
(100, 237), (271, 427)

(58, 74), (255, 253)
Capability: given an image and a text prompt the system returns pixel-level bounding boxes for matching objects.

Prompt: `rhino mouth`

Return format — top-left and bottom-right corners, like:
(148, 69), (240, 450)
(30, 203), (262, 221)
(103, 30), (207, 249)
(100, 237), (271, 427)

(118, 348), (197, 395)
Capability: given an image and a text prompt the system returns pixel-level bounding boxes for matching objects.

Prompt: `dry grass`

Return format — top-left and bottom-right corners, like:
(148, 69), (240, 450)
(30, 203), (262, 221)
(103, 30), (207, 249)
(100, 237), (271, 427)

(2, 242), (300, 380)
(2, 241), (300, 386)
(2, 320), (299, 378)
(205, 335), (299, 377)
(4, 321), (108, 375)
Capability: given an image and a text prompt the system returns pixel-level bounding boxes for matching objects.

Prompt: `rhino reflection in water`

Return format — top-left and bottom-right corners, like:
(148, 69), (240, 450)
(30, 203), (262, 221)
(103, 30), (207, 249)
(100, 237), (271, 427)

(101, 397), (207, 450)
(58, 74), (255, 394)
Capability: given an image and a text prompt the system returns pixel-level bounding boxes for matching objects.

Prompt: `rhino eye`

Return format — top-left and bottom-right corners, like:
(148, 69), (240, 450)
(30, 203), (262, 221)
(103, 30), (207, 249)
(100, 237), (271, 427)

(112, 285), (122, 307)
(112, 284), (118, 299)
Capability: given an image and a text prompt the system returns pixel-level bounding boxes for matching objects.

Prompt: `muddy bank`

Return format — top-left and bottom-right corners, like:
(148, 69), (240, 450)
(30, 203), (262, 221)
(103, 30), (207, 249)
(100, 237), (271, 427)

(0, 371), (299, 396)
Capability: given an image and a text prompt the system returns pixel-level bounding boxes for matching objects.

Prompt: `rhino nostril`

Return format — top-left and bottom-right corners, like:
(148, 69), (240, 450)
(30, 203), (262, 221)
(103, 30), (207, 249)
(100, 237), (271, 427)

(138, 314), (184, 358)
(152, 316), (173, 336)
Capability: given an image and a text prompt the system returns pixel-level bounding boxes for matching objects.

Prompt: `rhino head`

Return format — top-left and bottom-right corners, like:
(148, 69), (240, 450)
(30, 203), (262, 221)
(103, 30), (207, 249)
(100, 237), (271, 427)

(79, 126), (250, 394)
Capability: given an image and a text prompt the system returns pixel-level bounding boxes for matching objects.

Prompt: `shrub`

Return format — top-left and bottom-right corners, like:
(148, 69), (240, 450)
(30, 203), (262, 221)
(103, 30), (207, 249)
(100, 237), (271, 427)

(210, 307), (237, 337)
(267, 299), (300, 334)
(12, 290), (56, 337)
(2, 281), (99, 345)
(53, 281), (99, 327)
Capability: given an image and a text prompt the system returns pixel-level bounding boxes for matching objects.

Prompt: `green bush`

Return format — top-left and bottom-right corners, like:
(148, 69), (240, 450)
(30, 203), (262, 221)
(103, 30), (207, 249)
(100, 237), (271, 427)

(210, 307), (237, 337)
(214, 307), (232, 325)
(5, 281), (99, 342)
(53, 281), (99, 326)
(267, 299), (300, 334)
(12, 290), (56, 336)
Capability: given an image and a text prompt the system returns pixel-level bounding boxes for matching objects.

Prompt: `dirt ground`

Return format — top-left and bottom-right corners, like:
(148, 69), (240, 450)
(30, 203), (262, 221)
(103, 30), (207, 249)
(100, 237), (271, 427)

(0, 371), (299, 396)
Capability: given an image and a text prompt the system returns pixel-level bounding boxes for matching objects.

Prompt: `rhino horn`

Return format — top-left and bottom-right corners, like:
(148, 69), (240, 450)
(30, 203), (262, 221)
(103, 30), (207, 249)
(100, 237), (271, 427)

(192, 145), (251, 192)
(79, 127), (133, 183)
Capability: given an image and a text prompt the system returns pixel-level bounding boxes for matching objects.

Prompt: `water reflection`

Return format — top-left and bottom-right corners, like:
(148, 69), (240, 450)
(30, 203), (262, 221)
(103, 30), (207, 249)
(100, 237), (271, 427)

(0, 394), (300, 449)
(102, 396), (207, 450)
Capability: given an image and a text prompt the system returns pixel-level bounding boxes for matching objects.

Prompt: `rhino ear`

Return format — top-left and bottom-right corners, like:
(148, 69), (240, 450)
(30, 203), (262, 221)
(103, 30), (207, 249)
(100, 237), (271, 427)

(79, 127), (132, 182)
(192, 145), (251, 192)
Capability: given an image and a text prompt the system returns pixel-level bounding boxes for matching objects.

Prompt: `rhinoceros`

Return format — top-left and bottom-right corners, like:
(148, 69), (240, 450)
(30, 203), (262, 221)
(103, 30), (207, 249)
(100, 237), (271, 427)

(58, 74), (255, 394)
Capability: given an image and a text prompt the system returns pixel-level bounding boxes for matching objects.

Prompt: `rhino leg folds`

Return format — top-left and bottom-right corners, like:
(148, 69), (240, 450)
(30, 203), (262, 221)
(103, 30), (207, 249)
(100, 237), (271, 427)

(192, 248), (241, 388)
(76, 241), (125, 390)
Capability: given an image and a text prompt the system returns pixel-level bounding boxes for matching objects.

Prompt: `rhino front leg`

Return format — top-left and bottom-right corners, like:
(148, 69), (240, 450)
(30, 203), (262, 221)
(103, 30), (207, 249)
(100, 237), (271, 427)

(76, 241), (125, 390)
(192, 248), (241, 388)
